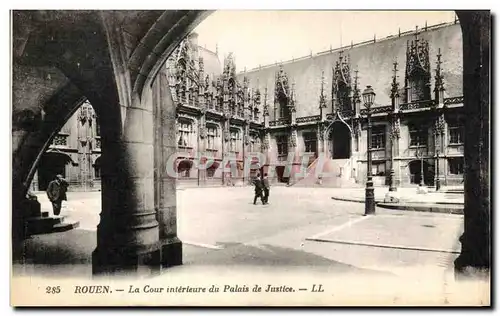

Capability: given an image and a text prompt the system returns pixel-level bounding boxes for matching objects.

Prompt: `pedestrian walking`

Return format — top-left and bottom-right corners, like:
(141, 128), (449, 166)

(262, 173), (270, 204)
(252, 173), (265, 205)
(46, 174), (69, 216)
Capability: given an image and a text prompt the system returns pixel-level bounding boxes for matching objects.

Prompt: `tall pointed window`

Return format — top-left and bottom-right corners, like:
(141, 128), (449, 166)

(371, 126), (386, 149)
(277, 135), (288, 160)
(178, 120), (193, 148)
(229, 129), (241, 153)
(405, 29), (431, 102)
(409, 70), (429, 101)
(207, 125), (219, 152)
(448, 117), (464, 145)
(303, 132), (317, 153)
(337, 82), (351, 110)
(409, 123), (428, 147)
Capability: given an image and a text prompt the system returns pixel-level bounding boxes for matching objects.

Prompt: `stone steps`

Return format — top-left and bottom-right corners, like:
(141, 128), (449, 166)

(25, 215), (80, 236)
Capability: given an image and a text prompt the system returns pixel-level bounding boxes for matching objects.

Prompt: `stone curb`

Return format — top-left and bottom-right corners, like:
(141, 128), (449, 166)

(376, 202), (464, 215)
(331, 196), (464, 215)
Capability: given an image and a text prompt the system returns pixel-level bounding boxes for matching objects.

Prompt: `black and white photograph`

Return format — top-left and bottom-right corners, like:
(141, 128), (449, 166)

(10, 8), (491, 306)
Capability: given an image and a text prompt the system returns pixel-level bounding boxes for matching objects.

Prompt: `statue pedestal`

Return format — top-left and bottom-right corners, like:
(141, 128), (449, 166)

(417, 186), (428, 194)
(384, 191), (400, 203)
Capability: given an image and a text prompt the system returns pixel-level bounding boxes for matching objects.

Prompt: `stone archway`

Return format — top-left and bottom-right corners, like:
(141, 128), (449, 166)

(11, 10), (490, 278)
(328, 121), (352, 159)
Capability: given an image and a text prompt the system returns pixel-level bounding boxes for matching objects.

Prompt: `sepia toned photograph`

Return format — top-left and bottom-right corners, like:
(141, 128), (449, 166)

(10, 9), (490, 306)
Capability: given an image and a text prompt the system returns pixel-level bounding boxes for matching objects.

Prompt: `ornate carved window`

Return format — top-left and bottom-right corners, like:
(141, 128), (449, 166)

(207, 125), (219, 152)
(249, 134), (260, 153)
(409, 71), (429, 102)
(332, 52), (352, 112)
(372, 162), (386, 176)
(371, 126), (386, 149)
(177, 160), (192, 178)
(253, 109), (259, 122)
(229, 129), (241, 153)
(279, 103), (288, 119)
(448, 117), (464, 145)
(303, 132), (317, 153)
(275, 66), (291, 120)
(277, 135), (288, 160)
(409, 124), (428, 147)
(448, 157), (464, 175)
(405, 29), (431, 102)
(337, 82), (351, 111)
(178, 120), (193, 148)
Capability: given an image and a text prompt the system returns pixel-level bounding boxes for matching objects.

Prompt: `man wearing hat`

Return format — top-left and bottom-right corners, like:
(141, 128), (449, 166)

(46, 174), (69, 216)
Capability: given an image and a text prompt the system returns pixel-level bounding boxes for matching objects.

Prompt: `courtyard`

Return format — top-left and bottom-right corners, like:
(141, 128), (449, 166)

(16, 186), (463, 278)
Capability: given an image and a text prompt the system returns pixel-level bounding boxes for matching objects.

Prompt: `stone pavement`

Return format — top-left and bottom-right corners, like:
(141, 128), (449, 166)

(330, 186), (464, 214)
(17, 187), (465, 282)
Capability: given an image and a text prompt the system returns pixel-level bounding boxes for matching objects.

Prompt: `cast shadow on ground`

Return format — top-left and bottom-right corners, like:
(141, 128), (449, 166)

(12, 230), (392, 278)
(182, 242), (393, 276)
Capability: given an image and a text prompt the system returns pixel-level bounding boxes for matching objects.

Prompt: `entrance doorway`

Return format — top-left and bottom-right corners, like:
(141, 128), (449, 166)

(408, 159), (434, 186)
(275, 166), (289, 183)
(37, 152), (71, 191)
(329, 121), (351, 159)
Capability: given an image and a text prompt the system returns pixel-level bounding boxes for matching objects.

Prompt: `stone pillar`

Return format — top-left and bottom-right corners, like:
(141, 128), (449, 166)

(198, 111), (207, 187)
(454, 11), (490, 277)
(153, 67), (183, 268)
(92, 93), (161, 275)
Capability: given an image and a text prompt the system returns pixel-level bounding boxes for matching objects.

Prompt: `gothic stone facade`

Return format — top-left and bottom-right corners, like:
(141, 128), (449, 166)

(31, 101), (102, 191)
(32, 22), (465, 190)
(173, 21), (465, 187)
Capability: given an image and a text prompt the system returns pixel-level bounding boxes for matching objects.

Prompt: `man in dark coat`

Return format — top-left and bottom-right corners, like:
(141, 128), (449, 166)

(262, 173), (270, 204)
(46, 174), (69, 216)
(252, 173), (264, 205)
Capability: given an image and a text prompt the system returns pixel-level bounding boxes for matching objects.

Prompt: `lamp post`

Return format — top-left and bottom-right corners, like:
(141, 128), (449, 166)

(389, 127), (397, 192)
(362, 85), (376, 215)
(435, 147), (441, 191)
(415, 141), (424, 186)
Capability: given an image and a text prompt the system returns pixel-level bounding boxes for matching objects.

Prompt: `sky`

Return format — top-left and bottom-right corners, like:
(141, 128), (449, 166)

(193, 11), (457, 73)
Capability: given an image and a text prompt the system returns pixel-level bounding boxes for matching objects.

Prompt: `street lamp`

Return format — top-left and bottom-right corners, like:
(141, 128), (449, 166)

(362, 85), (376, 215)
(415, 141), (424, 186)
(435, 147), (441, 191)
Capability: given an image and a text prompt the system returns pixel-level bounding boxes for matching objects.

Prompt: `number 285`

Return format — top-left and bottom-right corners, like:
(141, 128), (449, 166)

(46, 286), (61, 294)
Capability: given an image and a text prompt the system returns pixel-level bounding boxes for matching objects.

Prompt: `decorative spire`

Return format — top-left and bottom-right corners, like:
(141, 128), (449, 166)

(319, 71), (327, 108)
(263, 86), (269, 116)
(434, 48), (445, 92)
(406, 25), (430, 78)
(352, 68), (361, 104)
(414, 25), (420, 45)
(289, 80), (296, 112)
(391, 59), (400, 99)
(198, 56), (204, 73)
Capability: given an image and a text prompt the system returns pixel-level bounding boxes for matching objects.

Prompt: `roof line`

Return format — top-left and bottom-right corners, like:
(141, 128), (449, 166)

(239, 20), (458, 74)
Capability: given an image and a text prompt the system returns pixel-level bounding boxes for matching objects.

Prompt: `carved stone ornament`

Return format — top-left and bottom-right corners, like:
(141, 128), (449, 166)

(262, 133), (270, 149)
(199, 126), (206, 139)
(435, 114), (446, 134)
(405, 28), (430, 77)
(391, 118), (401, 139)
(318, 124), (325, 141)
(289, 129), (297, 148)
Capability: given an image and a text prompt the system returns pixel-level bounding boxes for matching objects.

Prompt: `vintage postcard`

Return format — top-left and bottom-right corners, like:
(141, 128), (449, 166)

(10, 9), (491, 306)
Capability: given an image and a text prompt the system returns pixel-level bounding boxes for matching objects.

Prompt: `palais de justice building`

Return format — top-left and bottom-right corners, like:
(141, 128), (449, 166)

(31, 20), (465, 191)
